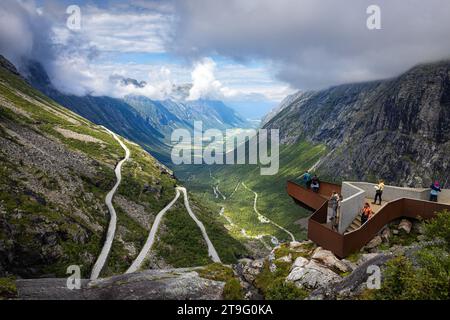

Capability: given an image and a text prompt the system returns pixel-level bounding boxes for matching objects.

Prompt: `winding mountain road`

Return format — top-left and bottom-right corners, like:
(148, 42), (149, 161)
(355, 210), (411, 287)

(242, 183), (296, 242)
(90, 128), (130, 280)
(126, 190), (181, 274)
(178, 187), (221, 263)
(126, 186), (221, 273)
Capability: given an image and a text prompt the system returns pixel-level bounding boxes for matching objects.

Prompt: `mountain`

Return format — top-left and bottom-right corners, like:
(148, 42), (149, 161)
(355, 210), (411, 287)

(261, 91), (312, 126)
(0, 55), (245, 280)
(24, 61), (250, 164)
(264, 61), (450, 187)
(23, 62), (170, 163)
(124, 96), (250, 137)
(122, 95), (188, 140)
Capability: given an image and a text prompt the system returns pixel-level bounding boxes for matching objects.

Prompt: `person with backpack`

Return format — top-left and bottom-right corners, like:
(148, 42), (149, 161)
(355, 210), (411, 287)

(429, 180), (442, 202)
(361, 202), (373, 225)
(372, 179), (385, 205)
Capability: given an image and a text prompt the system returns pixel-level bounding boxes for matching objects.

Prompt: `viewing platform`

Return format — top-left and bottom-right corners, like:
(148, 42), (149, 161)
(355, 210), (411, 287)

(287, 180), (450, 258)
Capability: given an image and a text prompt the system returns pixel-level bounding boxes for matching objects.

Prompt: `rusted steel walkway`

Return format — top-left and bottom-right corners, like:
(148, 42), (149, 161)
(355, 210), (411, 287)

(287, 181), (450, 258)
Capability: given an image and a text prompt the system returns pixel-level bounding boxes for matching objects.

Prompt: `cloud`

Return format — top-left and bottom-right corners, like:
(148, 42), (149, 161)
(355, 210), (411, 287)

(187, 58), (237, 100)
(59, 7), (173, 53)
(170, 0), (450, 90)
(0, 0), (55, 69)
(0, 0), (296, 103)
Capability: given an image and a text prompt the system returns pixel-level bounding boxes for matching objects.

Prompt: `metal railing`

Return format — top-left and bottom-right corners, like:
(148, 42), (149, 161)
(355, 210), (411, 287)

(287, 180), (450, 258)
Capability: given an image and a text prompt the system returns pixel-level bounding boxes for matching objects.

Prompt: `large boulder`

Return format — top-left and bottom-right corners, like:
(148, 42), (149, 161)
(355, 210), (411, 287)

(381, 227), (391, 243)
(311, 248), (350, 273)
(398, 219), (413, 234)
(365, 235), (382, 250)
(286, 260), (341, 289)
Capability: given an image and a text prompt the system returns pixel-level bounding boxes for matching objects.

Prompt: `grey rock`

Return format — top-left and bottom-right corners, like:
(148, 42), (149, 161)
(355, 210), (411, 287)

(365, 236), (382, 250)
(16, 268), (224, 300)
(291, 256), (309, 270)
(357, 253), (381, 266)
(276, 254), (292, 263)
(398, 219), (413, 234)
(312, 247), (350, 273)
(286, 260), (341, 289)
(381, 227), (392, 243)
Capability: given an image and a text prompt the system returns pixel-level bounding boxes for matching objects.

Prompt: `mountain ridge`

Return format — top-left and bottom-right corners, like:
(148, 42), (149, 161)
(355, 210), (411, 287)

(264, 60), (450, 187)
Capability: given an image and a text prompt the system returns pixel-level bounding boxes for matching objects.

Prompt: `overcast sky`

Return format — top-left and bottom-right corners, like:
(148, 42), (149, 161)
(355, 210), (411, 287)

(1, 0), (450, 118)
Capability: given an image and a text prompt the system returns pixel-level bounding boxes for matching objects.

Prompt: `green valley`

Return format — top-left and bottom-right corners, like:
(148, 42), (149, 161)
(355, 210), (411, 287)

(174, 140), (329, 254)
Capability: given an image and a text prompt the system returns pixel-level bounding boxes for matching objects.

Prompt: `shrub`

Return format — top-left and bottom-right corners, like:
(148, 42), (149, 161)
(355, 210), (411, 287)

(374, 255), (417, 300)
(423, 210), (450, 248)
(373, 210), (450, 300)
(223, 278), (244, 300)
(265, 278), (308, 300)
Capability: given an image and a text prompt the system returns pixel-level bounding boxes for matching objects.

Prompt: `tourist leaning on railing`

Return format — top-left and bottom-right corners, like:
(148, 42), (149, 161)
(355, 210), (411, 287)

(303, 170), (312, 189)
(311, 175), (320, 193)
(429, 180), (442, 202)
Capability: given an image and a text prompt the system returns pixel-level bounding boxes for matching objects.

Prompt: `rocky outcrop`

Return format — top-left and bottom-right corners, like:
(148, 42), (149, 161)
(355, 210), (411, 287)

(311, 248), (351, 273)
(308, 252), (393, 300)
(15, 268), (225, 300)
(265, 61), (450, 187)
(287, 260), (341, 289)
(238, 259), (265, 284)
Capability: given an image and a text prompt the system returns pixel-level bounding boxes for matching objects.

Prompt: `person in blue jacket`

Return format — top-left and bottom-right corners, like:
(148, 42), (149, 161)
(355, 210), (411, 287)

(430, 180), (442, 202)
(303, 171), (312, 189)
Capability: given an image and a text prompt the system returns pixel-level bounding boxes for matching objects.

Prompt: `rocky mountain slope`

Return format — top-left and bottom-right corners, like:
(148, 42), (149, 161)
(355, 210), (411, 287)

(0, 55), (245, 281)
(264, 61), (450, 187)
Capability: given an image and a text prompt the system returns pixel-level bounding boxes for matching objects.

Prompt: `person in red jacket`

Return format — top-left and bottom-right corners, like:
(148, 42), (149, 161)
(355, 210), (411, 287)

(361, 203), (373, 225)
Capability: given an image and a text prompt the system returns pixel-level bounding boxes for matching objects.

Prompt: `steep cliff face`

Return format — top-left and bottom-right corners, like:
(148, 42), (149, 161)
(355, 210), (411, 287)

(264, 61), (450, 187)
